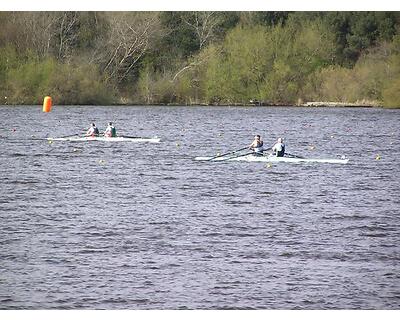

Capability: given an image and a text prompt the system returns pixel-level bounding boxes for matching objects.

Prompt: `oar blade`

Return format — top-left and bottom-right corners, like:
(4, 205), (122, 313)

(207, 146), (248, 161)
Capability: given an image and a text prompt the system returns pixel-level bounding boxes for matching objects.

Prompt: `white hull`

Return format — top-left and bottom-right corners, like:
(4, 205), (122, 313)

(195, 154), (349, 164)
(48, 136), (161, 143)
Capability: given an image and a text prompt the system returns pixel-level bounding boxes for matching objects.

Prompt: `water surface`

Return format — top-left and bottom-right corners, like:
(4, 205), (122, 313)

(0, 105), (399, 309)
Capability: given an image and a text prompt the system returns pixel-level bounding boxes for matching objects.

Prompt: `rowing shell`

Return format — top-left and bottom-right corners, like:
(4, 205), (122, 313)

(195, 154), (349, 164)
(47, 136), (161, 143)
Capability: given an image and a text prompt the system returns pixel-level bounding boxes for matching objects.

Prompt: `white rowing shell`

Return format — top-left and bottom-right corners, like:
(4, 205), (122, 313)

(47, 136), (161, 143)
(195, 155), (349, 164)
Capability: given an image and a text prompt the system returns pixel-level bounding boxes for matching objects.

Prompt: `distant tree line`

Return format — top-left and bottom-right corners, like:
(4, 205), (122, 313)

(0, 11), (399, 107)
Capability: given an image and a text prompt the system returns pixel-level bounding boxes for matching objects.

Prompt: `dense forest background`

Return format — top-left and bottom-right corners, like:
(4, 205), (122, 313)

(0, 11), (399, 107)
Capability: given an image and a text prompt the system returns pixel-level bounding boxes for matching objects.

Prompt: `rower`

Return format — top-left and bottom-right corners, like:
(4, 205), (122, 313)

(272, 137), (285, 157)
(249, 134), (264, 156)
(86, 123), (99, 137)
(104, 122), (116, 137)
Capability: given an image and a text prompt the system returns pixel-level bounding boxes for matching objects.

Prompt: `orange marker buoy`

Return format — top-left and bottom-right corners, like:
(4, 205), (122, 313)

(43, 96), (52, 112)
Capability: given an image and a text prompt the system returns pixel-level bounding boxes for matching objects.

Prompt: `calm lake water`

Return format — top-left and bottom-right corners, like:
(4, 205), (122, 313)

(0, 105), (399, 309)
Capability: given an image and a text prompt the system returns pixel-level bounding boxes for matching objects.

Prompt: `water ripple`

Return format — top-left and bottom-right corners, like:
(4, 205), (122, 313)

(0, 106), (399, 309)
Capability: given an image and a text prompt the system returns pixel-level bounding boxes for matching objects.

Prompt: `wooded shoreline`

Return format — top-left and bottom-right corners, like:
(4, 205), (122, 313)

(1, 12), (399, 108)
(1, 101), (391, 108)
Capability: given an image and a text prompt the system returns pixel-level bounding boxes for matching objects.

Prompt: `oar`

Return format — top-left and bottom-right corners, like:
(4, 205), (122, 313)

(263, 145), (273, 152)
(120, 135), (145, 139)
(212, 144), (274, 161)
(222, 150), (256, 161)
(284, 152), (304, 159)
(58, 133), (83, 139)
(222, 144), (276, 161)
(207, 146), (248, 161)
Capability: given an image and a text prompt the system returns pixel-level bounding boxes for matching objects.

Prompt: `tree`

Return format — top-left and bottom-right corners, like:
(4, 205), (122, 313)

(159, 12), (198, 59)
(240, 12), (290, 27)
(204, 25), (275, 103)
(4, 12), (60, 58)
(55, 12), (80, 60)
(96, 12), (162, 83)
(181, 12), (223, 50)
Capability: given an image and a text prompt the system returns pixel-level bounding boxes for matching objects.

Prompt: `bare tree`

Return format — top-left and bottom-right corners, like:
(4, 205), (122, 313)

(5, 12), (79, 61)
(169, 12), (222, 84)
(7, 12), (60, 57)
(182, 12), (221, 50)
(98, 12), (161, 83)
(57, 12), (79, 60)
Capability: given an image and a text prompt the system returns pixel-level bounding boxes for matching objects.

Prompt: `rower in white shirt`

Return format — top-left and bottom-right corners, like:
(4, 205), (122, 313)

(272, 137), (285, 157)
